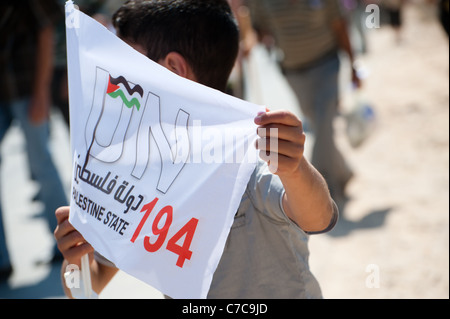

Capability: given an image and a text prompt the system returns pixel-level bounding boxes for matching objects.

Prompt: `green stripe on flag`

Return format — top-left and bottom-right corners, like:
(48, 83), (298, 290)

(108, 89), (141, 111)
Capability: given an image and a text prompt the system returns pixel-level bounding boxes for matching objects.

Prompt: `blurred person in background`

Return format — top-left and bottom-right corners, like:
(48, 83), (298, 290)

(438, 0), (449, 36)
(244, 0), (360, 202)
(340, 0), (370, 55)
(382, 0), (406, 43)
(0, 0), (68, 281)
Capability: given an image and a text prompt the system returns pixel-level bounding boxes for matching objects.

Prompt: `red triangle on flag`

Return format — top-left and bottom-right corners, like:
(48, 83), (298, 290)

(106, 76), (120, 94)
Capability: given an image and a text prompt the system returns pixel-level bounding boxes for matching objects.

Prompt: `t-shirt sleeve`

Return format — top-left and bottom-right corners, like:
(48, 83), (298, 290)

(246, 160), (339, 234)
(245, 160), (290, 225)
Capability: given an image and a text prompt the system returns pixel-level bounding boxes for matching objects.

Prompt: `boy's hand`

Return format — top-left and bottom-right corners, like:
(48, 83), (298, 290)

(54, 207), (94, 267)
(254, 110), (306, 176)
(255, 110), (336, 233)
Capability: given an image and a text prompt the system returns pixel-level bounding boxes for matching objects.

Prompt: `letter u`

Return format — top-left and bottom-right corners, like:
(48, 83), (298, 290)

(85, 67), (134, 163)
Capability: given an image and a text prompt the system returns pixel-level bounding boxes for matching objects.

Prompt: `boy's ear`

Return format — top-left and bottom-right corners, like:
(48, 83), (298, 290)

(160, 52), (197, 82)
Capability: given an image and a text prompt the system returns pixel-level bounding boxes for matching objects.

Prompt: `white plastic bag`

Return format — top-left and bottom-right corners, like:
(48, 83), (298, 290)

(344, 90), (376, 148)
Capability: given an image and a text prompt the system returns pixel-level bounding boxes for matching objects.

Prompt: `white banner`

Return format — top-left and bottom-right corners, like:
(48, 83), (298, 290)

(65, 1), (263, 298)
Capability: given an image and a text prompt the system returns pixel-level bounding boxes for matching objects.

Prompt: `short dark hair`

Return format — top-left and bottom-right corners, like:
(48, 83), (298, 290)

(113, 0), (239, 92)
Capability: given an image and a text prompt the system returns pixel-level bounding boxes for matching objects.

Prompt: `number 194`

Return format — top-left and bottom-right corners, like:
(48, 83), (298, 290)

(130, 198), (199, 268)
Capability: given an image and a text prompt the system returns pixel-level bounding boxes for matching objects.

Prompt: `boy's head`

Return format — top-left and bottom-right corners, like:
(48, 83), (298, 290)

(113, 0), (239, 92)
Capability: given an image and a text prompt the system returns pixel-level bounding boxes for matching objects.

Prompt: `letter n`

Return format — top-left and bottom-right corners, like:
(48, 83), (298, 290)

(131, 92), (190, 193)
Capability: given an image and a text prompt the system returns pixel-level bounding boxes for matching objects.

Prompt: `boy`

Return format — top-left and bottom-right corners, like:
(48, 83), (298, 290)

(55, 0), (338, 298)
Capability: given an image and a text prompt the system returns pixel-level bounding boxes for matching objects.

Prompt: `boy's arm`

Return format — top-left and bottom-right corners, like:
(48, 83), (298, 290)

(255, 111), (337, 233)
(54, 207), (118, 298)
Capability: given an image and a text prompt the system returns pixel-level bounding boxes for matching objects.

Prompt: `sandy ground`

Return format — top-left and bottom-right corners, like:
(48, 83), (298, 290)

(0, 1), (448, 299)
(308, 2), (449, 299)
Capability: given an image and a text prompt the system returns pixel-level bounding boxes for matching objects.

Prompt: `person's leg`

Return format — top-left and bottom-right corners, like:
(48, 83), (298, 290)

(10, 99), (67, 240)
(0, 103), (14, 277)
(286, 56), (353, 197)
(52, 67), (70, 127)
(285, 69), (315, 129)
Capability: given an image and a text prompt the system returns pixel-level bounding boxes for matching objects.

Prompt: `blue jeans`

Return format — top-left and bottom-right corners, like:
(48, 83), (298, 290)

(285, 54), (353, 196)
(0, 99), (67, 267)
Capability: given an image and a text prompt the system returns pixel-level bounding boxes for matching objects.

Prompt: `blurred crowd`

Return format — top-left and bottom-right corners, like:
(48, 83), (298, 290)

(0, 0), (448, 284)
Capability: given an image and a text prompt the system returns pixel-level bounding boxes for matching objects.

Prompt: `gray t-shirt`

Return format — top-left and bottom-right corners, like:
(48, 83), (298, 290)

(95, 161), (337, 298)
(207, 161), (335, 298)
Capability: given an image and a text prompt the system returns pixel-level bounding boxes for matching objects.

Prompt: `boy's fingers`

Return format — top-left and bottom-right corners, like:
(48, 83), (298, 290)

(256, 138), (304, 159)
(54, 219), (76, 240)
(56, 228), (87, 252)
(257, 124), (305, 143)
(55, 221), (94, 265)
(63, 243), (94, 266)
(254, 110), (302, 127)
(55, 206), (70, 224)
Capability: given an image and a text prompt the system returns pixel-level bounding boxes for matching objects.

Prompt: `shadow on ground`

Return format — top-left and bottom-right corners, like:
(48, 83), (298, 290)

(329, 199), (392, 237)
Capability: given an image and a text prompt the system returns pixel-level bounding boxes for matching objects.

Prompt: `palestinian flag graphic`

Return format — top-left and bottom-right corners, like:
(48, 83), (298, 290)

(106, 75), (144, 111)
(85, 68), (147, 163)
